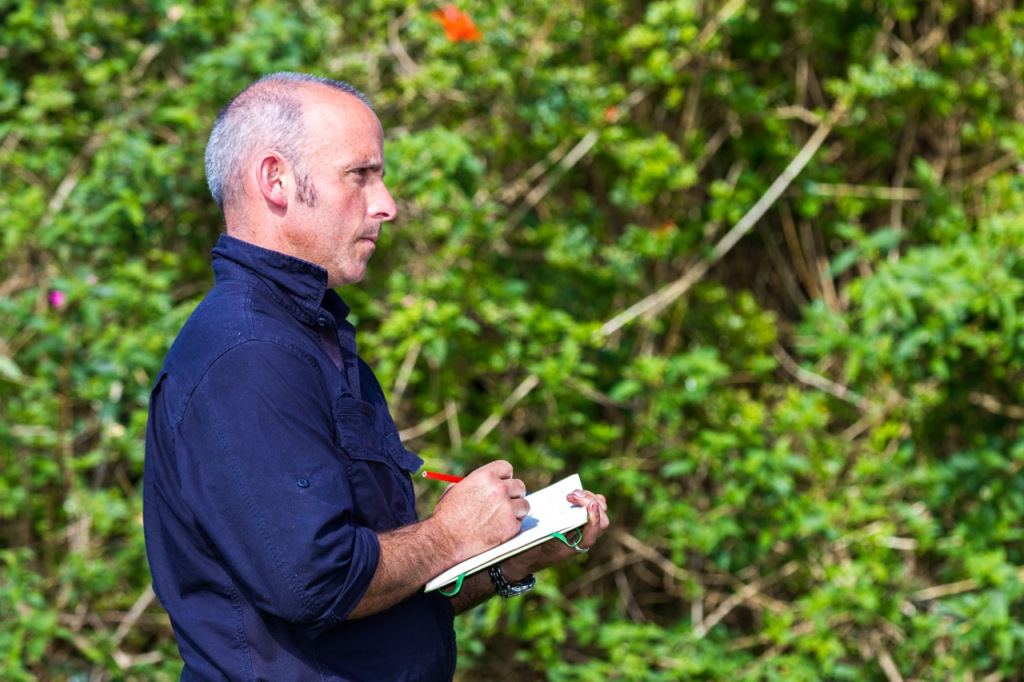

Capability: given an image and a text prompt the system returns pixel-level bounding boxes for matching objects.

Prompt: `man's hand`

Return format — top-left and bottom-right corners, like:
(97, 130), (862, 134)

(502, 488), (609, 580)
(428, 460), (530, 564)
(445, 486), (610, 614)
(347, 460), (528, 619)
(351, 465), (604, 619)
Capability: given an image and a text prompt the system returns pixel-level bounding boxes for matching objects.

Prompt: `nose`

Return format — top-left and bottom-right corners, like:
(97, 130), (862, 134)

(370, 180), (397, 222)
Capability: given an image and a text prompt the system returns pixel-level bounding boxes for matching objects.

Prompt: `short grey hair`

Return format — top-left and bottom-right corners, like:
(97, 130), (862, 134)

(204, 72), (372, 212)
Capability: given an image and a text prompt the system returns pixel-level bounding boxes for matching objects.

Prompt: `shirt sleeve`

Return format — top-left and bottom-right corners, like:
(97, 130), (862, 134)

(175, 339), (380, 637)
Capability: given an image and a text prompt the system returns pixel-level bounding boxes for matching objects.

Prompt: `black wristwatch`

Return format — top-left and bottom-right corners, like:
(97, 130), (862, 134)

(488, 564), (535, 598)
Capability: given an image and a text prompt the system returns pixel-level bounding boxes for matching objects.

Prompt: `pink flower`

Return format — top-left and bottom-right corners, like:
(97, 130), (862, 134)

(49, 290), (66, 308)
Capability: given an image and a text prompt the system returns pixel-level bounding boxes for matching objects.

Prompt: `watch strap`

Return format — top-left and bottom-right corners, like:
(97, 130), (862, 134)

(488, 564), (536, 598)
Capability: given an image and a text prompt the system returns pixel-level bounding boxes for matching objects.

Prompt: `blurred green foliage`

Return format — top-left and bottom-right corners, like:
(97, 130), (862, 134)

(2, 0), (1024, 679)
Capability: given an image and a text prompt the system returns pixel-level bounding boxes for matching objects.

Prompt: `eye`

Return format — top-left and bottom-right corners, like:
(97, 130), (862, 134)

(347, 165), (383, 184)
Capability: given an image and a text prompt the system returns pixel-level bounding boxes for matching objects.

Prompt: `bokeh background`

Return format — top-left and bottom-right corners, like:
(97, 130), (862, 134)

(2, 1), (1024, 679)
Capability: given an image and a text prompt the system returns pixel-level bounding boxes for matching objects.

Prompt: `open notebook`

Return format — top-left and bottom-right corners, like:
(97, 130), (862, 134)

(424, 473), (589, 593)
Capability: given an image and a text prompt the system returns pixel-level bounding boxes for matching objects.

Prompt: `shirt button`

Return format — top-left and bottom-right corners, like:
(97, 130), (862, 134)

(316, 317), (327, 327)
(297, 479), (310, 488)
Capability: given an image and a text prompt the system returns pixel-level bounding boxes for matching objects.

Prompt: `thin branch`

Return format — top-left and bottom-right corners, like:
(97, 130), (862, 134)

(969, 391), (1024, 419)
(953, 152), (1020, 192)
(470, 97), (849, 443)
(772, 343), (869, 410)
(913, 565), (1024, 602)
(1, 127), (22, 155)
(598, 97), (848, 340)
(616, 530), (692, 584)
(523, 4), (559, 72)
(598, 261), (711, 341)
(866, 631), (905, 682)
(776, 104), (824, 126)
(779, 201), (823, 304)
(808, 183), (921, 201)
(111, 583), (156, 649)
(694, 562), (799, 638)
(445, 398), (462, 453)
(758, 222), (808, 310)
(500, 0), (748, 238)
(399, 401), (458, 441)
(692, 0), (748, 53)
(387, 6), (419, 75)
(710, 100), (848, 263)
(804, 213), (841, 311)
(470, 374), (540, 443)
(495, 139), (573, 204)
(129, 41), (165, 83)
(501, 130), (600, 235)
(564, 376), (633, 409)
(111, 650), (164, 671)
(615, 565), (647, 623)
(563, 544), (648, 593)
(38, 134), (105, 231)
(390, 340), (423, 410)
(36, 22), (173, 235)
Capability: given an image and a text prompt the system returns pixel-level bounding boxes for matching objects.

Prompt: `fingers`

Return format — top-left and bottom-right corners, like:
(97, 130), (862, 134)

(501, 473), (529, 520)
(469, 460), (527, 507)
(434, 461), (530, 554)
(437, 481), (457, 503)
(511, 495), (531, 521)
(567, 489), (607, 514)
(565, 489), (610, 550)
(477, 459), (514, 480)
(504, 476), (527, 500)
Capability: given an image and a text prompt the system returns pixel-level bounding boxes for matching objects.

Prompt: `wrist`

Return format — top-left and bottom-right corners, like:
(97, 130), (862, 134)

(498, 554), (535, 584)
(488, 563), (535, 598)
(422, 514), (467, 566)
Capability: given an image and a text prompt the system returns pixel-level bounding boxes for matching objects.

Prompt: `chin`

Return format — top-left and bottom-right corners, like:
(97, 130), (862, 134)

(331, 269), (367, 288)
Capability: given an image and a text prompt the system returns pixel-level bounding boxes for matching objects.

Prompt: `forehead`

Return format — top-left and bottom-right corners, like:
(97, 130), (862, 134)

(303, 87), (384, 160)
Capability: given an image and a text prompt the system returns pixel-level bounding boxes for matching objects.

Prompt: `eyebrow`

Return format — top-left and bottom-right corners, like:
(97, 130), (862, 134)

(346, 160), (385, 177)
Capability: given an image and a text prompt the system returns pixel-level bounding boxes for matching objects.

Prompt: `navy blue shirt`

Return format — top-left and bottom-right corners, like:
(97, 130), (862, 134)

(144, 235), (456, 681)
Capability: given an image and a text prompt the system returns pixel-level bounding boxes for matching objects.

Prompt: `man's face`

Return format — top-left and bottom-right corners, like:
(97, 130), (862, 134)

(281, 88), (397, 288)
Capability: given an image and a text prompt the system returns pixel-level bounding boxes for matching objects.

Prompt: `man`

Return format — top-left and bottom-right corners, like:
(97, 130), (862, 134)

(143, 72), (609, 681)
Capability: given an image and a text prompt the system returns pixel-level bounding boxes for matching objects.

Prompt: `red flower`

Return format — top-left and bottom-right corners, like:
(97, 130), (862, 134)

(432, 5), (483, 43)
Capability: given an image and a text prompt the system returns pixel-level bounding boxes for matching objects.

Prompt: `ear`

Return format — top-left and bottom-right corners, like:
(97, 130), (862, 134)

(256, 153), (289, 210)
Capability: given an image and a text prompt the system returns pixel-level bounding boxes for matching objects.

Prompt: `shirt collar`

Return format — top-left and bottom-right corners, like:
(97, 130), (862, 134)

(211, 233), (350, 323)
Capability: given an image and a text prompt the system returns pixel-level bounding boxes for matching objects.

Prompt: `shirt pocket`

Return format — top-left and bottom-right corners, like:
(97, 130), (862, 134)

(383, 431), (424, 474)
(334, 397), (419, 531)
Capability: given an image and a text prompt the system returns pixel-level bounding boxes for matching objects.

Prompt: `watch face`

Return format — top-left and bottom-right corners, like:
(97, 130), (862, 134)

(512, 574), (536, 593)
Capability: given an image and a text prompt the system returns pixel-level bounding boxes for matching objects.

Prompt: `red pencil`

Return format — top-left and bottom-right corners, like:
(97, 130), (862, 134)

(421, 471), (464, 483)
